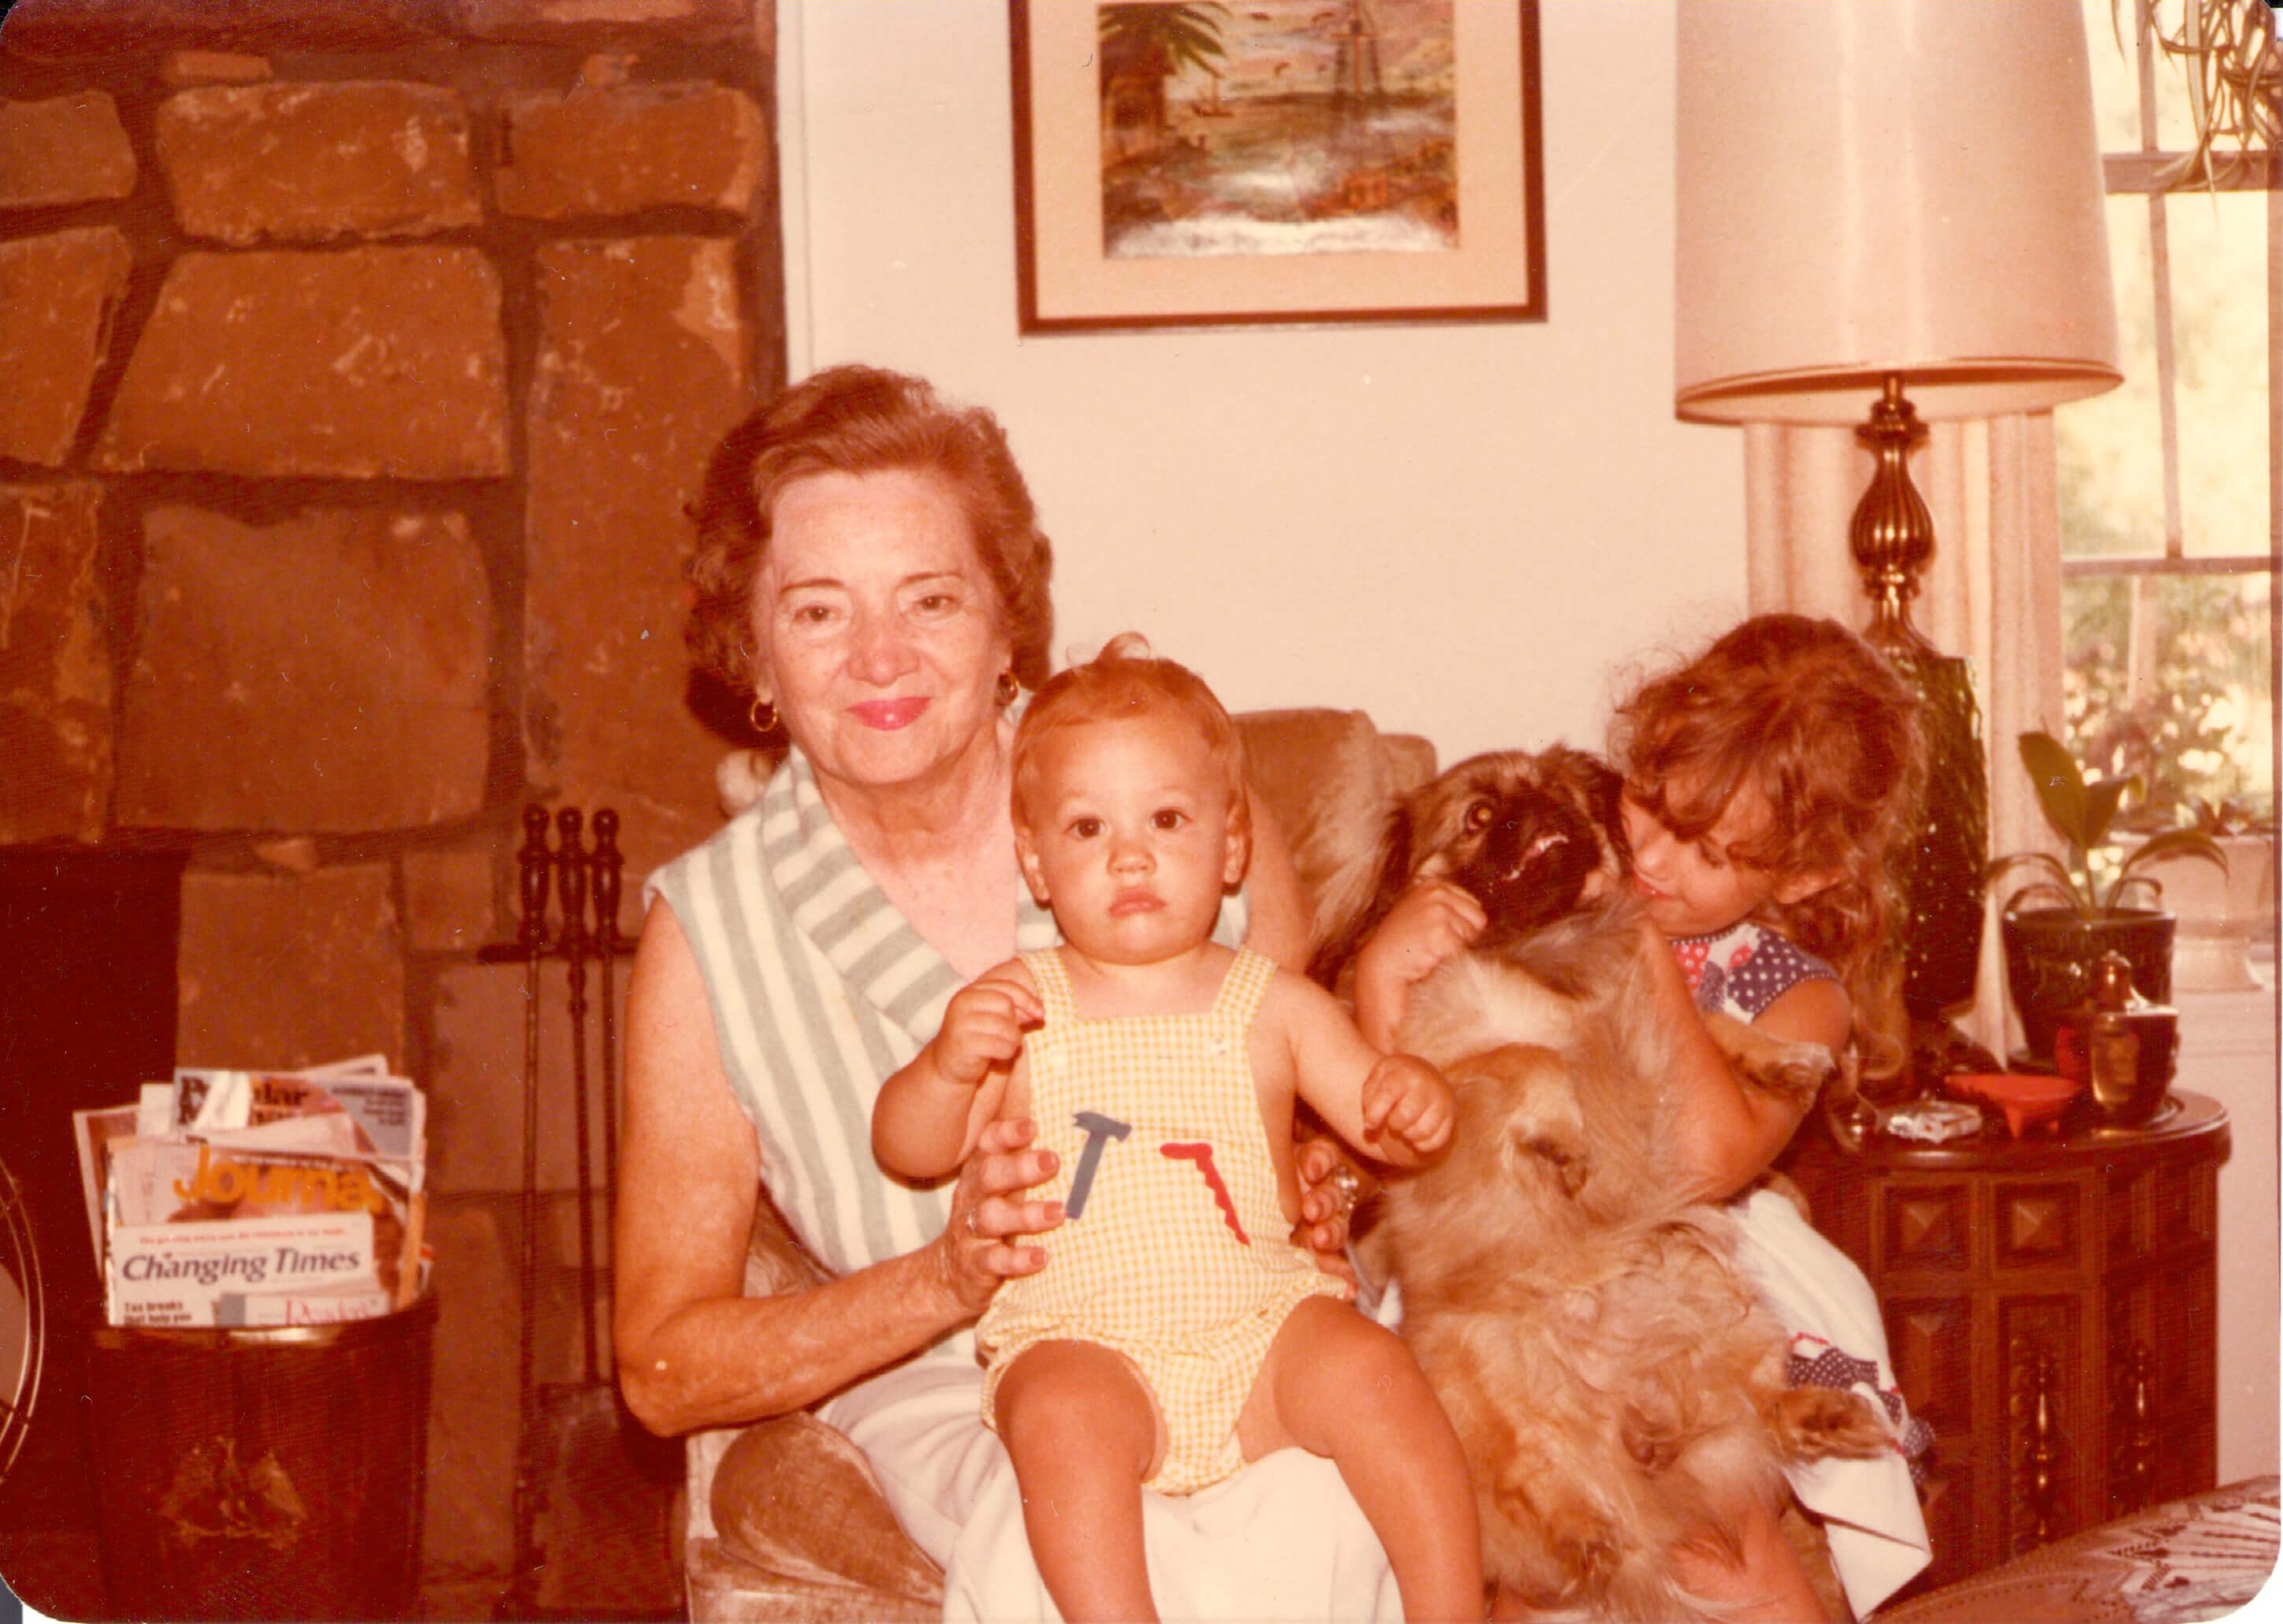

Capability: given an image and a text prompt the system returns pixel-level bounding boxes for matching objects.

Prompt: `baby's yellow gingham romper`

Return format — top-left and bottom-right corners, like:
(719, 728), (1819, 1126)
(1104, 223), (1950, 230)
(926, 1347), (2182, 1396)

(976, 945), (1348, 1495)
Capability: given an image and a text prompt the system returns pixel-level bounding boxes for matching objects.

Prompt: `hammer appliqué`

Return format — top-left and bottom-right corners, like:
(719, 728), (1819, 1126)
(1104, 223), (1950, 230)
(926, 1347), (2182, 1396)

(1064, 1115), (1250, 1246)
(1066, 1111), (1130, 1219)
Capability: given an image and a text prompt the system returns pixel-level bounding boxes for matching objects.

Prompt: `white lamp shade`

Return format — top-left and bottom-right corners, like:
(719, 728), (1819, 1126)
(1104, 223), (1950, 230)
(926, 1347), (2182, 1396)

(1675, 0), (2121, 425)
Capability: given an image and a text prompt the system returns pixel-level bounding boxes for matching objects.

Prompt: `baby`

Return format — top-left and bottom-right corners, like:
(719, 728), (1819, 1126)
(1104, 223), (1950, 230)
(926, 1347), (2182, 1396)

(872, 635), (1482, 1623)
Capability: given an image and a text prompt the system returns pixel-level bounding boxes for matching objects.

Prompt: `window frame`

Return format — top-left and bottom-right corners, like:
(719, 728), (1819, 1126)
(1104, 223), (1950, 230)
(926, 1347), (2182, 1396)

(2059, 0), (2278, 806)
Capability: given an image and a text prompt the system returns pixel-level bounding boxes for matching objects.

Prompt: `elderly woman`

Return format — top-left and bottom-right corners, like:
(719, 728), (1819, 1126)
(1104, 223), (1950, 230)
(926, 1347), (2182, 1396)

(613, 364), (1397, 1620)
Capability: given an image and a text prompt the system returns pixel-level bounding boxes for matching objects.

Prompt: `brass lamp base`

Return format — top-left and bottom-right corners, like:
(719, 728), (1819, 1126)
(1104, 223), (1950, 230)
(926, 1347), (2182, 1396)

(1852, 374), (1990, 1019)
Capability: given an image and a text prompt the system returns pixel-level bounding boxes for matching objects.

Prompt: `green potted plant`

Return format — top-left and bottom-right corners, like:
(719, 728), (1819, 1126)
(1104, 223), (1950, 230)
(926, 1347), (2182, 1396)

(1988, 731), (2226, 1061)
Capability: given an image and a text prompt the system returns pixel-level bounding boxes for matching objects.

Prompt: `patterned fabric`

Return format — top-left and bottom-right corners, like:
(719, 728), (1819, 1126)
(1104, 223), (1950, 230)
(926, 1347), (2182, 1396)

(1788, 1335), (1936, 1485)
(1674, 918), (1837, 1021)
(644, 743), (1250, 1365)
(1875, 1476), (2279, 1623)
(1682, 915), (1935, 1615)
(977, 946), (1346, 1495)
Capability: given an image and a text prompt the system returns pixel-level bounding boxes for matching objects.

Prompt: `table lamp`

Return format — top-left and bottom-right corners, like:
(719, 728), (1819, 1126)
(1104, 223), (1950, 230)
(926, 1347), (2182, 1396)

(1674, 0), (2121, 1030)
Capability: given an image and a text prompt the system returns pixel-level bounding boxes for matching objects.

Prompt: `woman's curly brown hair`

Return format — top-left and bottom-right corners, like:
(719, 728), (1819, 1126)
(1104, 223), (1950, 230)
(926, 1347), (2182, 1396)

(686, 364), (1055, 696)
(1609, 613), (1926, 1077)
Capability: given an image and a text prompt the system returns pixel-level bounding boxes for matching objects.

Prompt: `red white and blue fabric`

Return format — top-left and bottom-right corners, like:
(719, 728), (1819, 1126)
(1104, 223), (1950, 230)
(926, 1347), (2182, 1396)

(1664, 917), (1935, 1612)
(1790, 1333), (1937, 1485)
(1674, 918), (1837, 1021)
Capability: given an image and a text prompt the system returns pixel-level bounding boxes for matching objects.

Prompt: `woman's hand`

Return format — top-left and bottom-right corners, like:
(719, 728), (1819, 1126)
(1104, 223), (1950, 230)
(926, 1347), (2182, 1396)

(1352, 879), (1487, 1048)
(1290, 1134), (1365, 1296)
(937, 1116), (1063, 1317)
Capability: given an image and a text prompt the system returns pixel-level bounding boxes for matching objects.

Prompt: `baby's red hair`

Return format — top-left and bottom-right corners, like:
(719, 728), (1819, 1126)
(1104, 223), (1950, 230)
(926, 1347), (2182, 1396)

(1011, 633), (1250, 855)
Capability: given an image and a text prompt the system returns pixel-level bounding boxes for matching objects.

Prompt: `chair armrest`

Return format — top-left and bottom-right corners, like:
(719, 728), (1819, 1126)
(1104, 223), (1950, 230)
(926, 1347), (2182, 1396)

(685, 1190), (833, 1544)
(687, 1538), (941, 1624)
(709, 1412), (944, 1607)
(683, 1212), (948, 1620)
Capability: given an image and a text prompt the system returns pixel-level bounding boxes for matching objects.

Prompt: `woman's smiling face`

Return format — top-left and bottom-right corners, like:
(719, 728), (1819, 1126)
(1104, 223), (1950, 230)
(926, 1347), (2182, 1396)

(752, 467), (1012, 793)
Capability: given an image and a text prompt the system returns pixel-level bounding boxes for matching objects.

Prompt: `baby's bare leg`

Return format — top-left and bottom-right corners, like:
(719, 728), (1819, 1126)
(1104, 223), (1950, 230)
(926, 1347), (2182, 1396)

(1240, 1294), (1484, 1621)
(994, 1339), (1164, 1623)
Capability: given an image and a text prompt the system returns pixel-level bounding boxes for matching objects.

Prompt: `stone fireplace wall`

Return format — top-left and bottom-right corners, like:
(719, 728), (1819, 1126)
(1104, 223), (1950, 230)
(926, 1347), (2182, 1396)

(1, 0), (783, 1593)
(0, 0), (781, 1172)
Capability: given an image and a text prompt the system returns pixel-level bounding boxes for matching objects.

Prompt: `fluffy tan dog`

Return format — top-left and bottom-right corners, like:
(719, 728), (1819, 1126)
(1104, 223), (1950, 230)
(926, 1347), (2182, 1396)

(1317, 750), (1891, 1620)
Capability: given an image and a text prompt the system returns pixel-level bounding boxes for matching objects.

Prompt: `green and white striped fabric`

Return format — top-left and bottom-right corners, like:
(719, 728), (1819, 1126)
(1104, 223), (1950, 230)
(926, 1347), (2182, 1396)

(646, 744), (1247, 1364)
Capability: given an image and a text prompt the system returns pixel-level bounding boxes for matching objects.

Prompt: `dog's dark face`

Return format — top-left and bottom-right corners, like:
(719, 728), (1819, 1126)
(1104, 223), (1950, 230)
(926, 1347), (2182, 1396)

(1310, 746), (1627, 987)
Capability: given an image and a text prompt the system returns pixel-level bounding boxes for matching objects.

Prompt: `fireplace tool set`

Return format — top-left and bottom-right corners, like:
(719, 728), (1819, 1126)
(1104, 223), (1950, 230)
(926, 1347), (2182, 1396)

(477, 805), (671, 1618)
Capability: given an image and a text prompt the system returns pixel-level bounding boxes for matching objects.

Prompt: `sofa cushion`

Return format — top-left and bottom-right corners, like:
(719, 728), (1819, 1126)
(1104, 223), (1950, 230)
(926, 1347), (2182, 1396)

(1235, 707), (1433, 943)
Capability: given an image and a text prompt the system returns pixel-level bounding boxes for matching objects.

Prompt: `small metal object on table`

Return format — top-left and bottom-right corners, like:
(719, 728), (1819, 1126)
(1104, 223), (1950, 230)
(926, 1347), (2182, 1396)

(476, 806), (648, 1619)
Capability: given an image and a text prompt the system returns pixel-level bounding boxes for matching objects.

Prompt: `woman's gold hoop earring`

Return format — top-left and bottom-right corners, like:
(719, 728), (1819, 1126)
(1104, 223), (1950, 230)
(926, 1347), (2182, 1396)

(749, 696), (778, 736)
(995, 669), (1020, 707)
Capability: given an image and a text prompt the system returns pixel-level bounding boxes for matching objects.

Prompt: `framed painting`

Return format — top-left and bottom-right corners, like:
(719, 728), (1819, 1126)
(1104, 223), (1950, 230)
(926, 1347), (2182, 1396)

(1011, 0), (1544, 333)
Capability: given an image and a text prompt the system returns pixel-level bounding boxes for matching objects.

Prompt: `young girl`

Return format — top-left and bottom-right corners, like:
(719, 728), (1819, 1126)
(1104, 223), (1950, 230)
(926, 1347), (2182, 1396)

(871, 636), (1484, 1624)
(1354, 613), (1935, 1622)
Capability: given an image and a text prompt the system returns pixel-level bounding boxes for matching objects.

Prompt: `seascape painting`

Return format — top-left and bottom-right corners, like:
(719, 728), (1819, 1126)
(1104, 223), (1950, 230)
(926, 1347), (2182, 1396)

(1097, 1), (1458, 261)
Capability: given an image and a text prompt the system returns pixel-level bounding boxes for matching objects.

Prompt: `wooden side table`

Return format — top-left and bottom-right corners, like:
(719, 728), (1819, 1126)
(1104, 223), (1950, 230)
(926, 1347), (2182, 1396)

(1782, 1090), (2230, 1596)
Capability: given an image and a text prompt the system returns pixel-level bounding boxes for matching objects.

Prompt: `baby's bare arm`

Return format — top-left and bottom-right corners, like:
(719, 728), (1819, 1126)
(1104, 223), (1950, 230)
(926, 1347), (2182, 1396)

(1266, 970), (1454, 1168)
(871, 959), (1037, 1179)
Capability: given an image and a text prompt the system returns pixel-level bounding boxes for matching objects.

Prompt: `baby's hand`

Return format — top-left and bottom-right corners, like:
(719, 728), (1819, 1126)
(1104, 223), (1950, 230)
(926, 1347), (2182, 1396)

(1358, 1053), (1455, 1164)
(1354, 879), (1486, 1048)
(933, 970), (1041, 1089)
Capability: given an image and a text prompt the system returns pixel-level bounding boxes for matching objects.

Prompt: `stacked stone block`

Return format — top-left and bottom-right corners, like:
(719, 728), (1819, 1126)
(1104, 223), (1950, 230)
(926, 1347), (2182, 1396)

(1, 6), (782, 1589)
(1, 0), (779, 1185)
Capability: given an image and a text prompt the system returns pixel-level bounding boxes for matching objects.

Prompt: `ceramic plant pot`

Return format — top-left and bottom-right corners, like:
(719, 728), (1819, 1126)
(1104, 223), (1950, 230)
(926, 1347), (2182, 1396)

(1999, 906), (2174, 1063)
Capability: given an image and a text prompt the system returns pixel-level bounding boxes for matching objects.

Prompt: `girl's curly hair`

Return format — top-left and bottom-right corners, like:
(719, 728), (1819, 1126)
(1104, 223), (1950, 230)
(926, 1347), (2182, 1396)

(1610, 613), (1926, 1078)
(686, 364), (1054, 697)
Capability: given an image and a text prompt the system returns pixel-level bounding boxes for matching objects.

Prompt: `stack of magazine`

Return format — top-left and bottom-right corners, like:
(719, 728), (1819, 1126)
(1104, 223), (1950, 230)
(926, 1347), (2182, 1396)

(73, 1055), (430, 1328)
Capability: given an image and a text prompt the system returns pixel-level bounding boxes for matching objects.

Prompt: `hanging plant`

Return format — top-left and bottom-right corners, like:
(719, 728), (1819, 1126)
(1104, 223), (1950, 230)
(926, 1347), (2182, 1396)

(2110, 0), (2281, 188)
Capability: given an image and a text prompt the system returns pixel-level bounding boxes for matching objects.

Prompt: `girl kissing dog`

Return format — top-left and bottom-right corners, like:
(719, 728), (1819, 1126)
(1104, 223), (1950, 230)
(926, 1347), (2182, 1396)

(1314, 741), (1898, 1622)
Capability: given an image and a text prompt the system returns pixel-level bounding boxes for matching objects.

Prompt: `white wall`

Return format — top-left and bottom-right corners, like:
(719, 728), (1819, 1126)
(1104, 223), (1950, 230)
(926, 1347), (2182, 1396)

(780, 0), (2281, 1492)
(781, 0), (1745, 765)
(2176, 988), (2282, 1484)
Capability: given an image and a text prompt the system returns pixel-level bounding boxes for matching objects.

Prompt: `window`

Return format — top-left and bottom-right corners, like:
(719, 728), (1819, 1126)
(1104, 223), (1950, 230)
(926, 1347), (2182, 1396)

(2058, 0), (2277, 830)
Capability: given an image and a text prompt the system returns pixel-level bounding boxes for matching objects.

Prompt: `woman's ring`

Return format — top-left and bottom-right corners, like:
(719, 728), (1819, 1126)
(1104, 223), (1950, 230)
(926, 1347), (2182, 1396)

(964, 1207), (981, 1238)
(1326, 1161), (1363, 1215)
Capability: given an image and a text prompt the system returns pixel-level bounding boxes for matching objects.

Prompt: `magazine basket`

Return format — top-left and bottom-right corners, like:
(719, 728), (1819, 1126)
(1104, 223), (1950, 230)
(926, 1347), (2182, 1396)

(83, 1291), (437, 1621)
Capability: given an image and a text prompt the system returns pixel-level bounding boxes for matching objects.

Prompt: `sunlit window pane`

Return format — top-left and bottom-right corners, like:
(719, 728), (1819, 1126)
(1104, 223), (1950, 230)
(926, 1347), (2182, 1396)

(2169, 189), (2268, 557)
(2058, 198), (2164, 559)
(2063, 0), (2274, 824)
(2065, 572), (2274, 819)
(2084, 0), (2147, 147)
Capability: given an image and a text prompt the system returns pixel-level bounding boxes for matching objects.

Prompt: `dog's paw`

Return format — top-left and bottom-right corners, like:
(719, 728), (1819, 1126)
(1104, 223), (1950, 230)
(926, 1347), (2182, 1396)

(1711, 1015), (1838, 1108)
(1544, 1506), (1624, 1600)
(1756, 1040), (1838, 1107)
(1619, 1400), (1689, 1473)
(1492, 1447), (1625, 1601)
(1767, 1385), (1893, 1461)
(1458, 1043), (1597, 1197)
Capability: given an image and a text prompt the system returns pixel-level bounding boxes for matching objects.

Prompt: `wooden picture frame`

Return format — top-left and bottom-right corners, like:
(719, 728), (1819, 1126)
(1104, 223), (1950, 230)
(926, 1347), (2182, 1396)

(1011, 0), (1545, 333)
